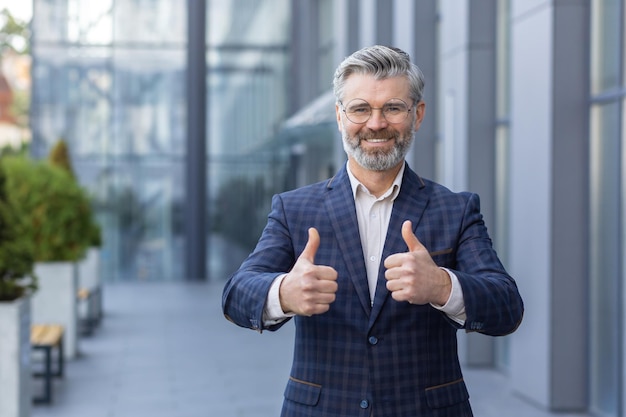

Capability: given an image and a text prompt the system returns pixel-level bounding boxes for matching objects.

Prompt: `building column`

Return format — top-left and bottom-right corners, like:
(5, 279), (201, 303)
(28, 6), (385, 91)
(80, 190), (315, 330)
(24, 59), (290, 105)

(185, 0), (207, 280)
(508, 1), (588, 411)
(439, 0), (498, 367)
(410, 0), (438, 180)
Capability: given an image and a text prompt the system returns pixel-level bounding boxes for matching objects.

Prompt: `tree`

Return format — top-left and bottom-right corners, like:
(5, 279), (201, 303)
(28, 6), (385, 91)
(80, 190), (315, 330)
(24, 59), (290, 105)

(0, 8), (30, 132)
(0, 8), (30, 55)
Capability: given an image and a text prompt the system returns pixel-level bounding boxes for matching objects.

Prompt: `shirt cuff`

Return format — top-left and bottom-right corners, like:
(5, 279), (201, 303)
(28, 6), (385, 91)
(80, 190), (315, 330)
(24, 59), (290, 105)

(263, 273), (295, 326)
(430, 268), (466, 325)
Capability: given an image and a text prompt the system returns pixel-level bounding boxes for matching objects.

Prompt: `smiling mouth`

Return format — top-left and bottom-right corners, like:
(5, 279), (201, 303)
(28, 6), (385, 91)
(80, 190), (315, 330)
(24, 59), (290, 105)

(363, 138), (392, 143)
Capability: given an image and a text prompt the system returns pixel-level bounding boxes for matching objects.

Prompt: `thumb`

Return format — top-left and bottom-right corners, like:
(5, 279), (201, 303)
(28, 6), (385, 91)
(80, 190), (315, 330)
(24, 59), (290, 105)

(401, 220), (423, 253)
(300, 227), (320, 263)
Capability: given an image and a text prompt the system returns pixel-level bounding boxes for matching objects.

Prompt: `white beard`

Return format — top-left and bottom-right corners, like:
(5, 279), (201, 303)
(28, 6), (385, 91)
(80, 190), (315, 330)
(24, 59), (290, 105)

(341, 127), (414, 172)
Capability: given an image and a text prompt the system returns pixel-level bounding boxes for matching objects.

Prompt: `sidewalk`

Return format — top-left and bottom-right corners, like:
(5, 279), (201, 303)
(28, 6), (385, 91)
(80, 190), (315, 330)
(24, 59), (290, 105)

(30, 281), (587, 417)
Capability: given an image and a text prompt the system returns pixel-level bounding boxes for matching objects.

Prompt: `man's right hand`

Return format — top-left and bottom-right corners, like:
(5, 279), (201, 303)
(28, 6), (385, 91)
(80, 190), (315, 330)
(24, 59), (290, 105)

(279, 227), (338, 316)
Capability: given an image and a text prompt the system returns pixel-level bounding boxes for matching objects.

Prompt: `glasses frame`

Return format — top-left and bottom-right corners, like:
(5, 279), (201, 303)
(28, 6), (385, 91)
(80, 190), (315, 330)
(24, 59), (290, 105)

(340, 98), (415, 124)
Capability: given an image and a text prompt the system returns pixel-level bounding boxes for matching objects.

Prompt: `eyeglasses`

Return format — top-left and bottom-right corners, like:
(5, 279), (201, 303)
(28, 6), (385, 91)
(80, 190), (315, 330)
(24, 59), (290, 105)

(340, 98), (414, 124)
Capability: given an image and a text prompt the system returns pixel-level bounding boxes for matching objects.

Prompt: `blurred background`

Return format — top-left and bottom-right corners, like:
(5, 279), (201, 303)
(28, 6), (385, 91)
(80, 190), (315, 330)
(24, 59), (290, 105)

(0, 0), (622, 416)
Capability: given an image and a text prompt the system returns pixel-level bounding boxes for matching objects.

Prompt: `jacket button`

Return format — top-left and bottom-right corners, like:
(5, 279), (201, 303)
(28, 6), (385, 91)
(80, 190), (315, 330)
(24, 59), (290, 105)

(368, 336), (378, 345)
(471, 322), (484, 330)
(360, 400), (369, 409)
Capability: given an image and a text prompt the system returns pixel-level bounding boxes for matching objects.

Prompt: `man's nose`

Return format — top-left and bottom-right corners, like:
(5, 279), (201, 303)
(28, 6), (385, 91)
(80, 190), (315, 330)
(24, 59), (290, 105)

(365, 108), (388, 130)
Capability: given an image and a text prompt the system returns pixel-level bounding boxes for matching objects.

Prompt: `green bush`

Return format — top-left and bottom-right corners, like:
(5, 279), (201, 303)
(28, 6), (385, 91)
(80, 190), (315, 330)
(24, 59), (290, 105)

(0, 161), (36, 301)
(3, 154), (93, 262)
(48, 138), (75, 179)
(87, 216), (102, 247)
(48, 139), (102, 248)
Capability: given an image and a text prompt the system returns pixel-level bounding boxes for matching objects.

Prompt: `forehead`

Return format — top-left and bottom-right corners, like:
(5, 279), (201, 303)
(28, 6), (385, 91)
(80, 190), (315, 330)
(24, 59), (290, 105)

(343, 73), (410, 104)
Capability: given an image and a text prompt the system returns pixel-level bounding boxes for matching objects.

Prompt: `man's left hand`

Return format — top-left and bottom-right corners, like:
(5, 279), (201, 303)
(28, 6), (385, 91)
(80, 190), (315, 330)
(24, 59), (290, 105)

(384, 220), (451, 305)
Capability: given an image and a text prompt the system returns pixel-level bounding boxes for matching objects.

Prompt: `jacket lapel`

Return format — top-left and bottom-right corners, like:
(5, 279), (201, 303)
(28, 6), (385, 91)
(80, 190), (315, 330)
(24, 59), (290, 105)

(325, 167), (371, 316)
(369, 166), (429, 327)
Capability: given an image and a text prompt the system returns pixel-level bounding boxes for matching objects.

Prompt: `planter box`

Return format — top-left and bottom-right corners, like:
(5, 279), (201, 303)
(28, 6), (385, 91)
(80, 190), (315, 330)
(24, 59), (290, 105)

(0, 296), (32, 417)
(30, 262), (79, 359)
(77, 247), (102, 327)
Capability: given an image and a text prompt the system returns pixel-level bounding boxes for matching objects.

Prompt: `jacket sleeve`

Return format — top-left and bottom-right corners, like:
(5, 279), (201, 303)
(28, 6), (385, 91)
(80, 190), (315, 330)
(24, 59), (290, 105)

(450, 193), (524, 336)
(222, 194), (296, 332)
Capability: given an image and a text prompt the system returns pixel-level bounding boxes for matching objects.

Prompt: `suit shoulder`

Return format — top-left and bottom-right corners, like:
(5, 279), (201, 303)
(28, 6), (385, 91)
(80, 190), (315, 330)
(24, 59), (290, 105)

(275, 178), (332, 203)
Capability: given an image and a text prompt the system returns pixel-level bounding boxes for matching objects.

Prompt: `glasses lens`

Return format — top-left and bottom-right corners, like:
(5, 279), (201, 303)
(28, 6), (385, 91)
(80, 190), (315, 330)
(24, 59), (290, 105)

(382, 99), (410, 123)
(344, 99), (371, 123)
(343, 98), (411, 124)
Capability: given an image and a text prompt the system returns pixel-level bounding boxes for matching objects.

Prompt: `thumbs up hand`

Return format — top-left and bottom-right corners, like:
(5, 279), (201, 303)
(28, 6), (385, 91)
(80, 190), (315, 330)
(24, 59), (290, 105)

(279, 227), (339, 316)
(384, 220), (451, 305)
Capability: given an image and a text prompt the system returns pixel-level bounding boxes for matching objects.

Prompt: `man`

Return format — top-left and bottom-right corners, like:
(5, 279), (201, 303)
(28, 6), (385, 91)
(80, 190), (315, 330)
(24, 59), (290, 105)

(222, 45), (524, 417)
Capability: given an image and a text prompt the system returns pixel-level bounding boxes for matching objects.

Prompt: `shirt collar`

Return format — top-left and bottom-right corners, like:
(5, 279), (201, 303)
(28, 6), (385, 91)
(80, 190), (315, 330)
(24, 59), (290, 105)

(346, 161), (405, 201)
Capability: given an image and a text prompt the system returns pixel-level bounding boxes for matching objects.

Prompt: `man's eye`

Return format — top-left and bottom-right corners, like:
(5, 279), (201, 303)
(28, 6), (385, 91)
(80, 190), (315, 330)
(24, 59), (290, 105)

(350, 107), (370, 114)
(385, 105), (403, 113)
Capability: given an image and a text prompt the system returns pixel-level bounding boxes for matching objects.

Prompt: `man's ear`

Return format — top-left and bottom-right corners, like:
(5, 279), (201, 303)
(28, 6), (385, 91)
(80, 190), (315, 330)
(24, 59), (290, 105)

(413, 101), (426, 131)
(336, 103), (343, 132)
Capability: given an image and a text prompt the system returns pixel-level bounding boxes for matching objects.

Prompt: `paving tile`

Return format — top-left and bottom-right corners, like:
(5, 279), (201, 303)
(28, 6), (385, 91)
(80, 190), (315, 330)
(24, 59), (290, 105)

(30, 280), (590, 417)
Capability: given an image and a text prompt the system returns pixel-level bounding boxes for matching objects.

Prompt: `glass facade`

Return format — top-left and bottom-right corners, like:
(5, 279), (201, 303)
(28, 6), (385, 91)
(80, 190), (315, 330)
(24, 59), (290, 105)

(31, 0), (188, 281)
(30, 0), (296, 282)
(206, 0), (292, 279)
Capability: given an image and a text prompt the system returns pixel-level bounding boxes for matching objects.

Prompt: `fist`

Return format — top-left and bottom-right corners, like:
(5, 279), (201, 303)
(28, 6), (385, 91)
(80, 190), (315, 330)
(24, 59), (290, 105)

(279, 228), (339, 316)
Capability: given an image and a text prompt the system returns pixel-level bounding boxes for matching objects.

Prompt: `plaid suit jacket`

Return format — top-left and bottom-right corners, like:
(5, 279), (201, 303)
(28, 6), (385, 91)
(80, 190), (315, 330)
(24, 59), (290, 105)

(222, 163), (524, 417)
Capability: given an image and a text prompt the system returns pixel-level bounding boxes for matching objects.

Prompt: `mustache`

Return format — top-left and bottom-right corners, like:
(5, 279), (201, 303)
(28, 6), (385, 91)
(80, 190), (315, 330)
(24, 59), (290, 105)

(357, 130), (396, 140)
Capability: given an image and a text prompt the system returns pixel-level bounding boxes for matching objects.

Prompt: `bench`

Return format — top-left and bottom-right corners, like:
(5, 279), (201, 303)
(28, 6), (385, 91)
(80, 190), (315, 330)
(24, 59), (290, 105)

(31, 324), (64, 404)
(77, 287), (102, 335)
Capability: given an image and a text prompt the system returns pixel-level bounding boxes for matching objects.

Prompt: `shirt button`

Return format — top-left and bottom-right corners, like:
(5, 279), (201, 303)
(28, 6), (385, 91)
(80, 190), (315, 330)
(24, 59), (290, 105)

(369, 255), (376, 262)
(360, 400), (369, 409)
(368, 336), (378, 345)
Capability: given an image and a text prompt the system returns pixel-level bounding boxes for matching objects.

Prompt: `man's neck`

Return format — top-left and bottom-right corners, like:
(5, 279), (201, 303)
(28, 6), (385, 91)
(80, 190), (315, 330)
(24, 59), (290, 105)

(348, 159), (404, 198)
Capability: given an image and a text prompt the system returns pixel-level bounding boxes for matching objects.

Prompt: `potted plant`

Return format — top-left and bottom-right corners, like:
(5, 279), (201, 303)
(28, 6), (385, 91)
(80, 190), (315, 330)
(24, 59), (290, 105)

(48, 139), (104, 332)
(76, 216), (103, 334)
(0, 159), (36, 417)
(3, 152), (93, 359)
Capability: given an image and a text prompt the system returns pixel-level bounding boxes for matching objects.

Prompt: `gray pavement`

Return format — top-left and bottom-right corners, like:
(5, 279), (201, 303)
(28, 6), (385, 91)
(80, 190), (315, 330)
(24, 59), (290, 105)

(30, 281), (589, 417)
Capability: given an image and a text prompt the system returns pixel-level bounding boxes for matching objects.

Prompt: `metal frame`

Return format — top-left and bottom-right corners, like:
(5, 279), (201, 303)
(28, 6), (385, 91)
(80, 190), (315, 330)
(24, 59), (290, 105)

(32, 337), (64, 404)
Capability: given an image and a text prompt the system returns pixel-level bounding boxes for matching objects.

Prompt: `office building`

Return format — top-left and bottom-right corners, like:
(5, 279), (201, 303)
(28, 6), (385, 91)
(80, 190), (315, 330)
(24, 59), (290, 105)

(28, 1), (623, 415)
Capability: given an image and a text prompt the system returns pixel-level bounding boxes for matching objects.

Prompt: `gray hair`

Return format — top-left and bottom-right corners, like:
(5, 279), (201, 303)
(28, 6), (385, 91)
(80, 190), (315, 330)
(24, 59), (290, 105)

(332, 45), (425, 104)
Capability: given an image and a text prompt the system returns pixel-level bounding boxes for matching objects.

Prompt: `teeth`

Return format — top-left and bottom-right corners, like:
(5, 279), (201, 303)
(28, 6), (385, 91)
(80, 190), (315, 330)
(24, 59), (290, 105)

(366, 138), (389, 143)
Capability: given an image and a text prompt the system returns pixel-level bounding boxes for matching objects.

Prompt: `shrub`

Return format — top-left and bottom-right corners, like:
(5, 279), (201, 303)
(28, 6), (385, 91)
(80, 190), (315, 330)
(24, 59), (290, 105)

(48, 139), (102, 248)
(3, 154), (93, 262)
(47, 138), (75, 179)
(0, 160), (36, 301)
